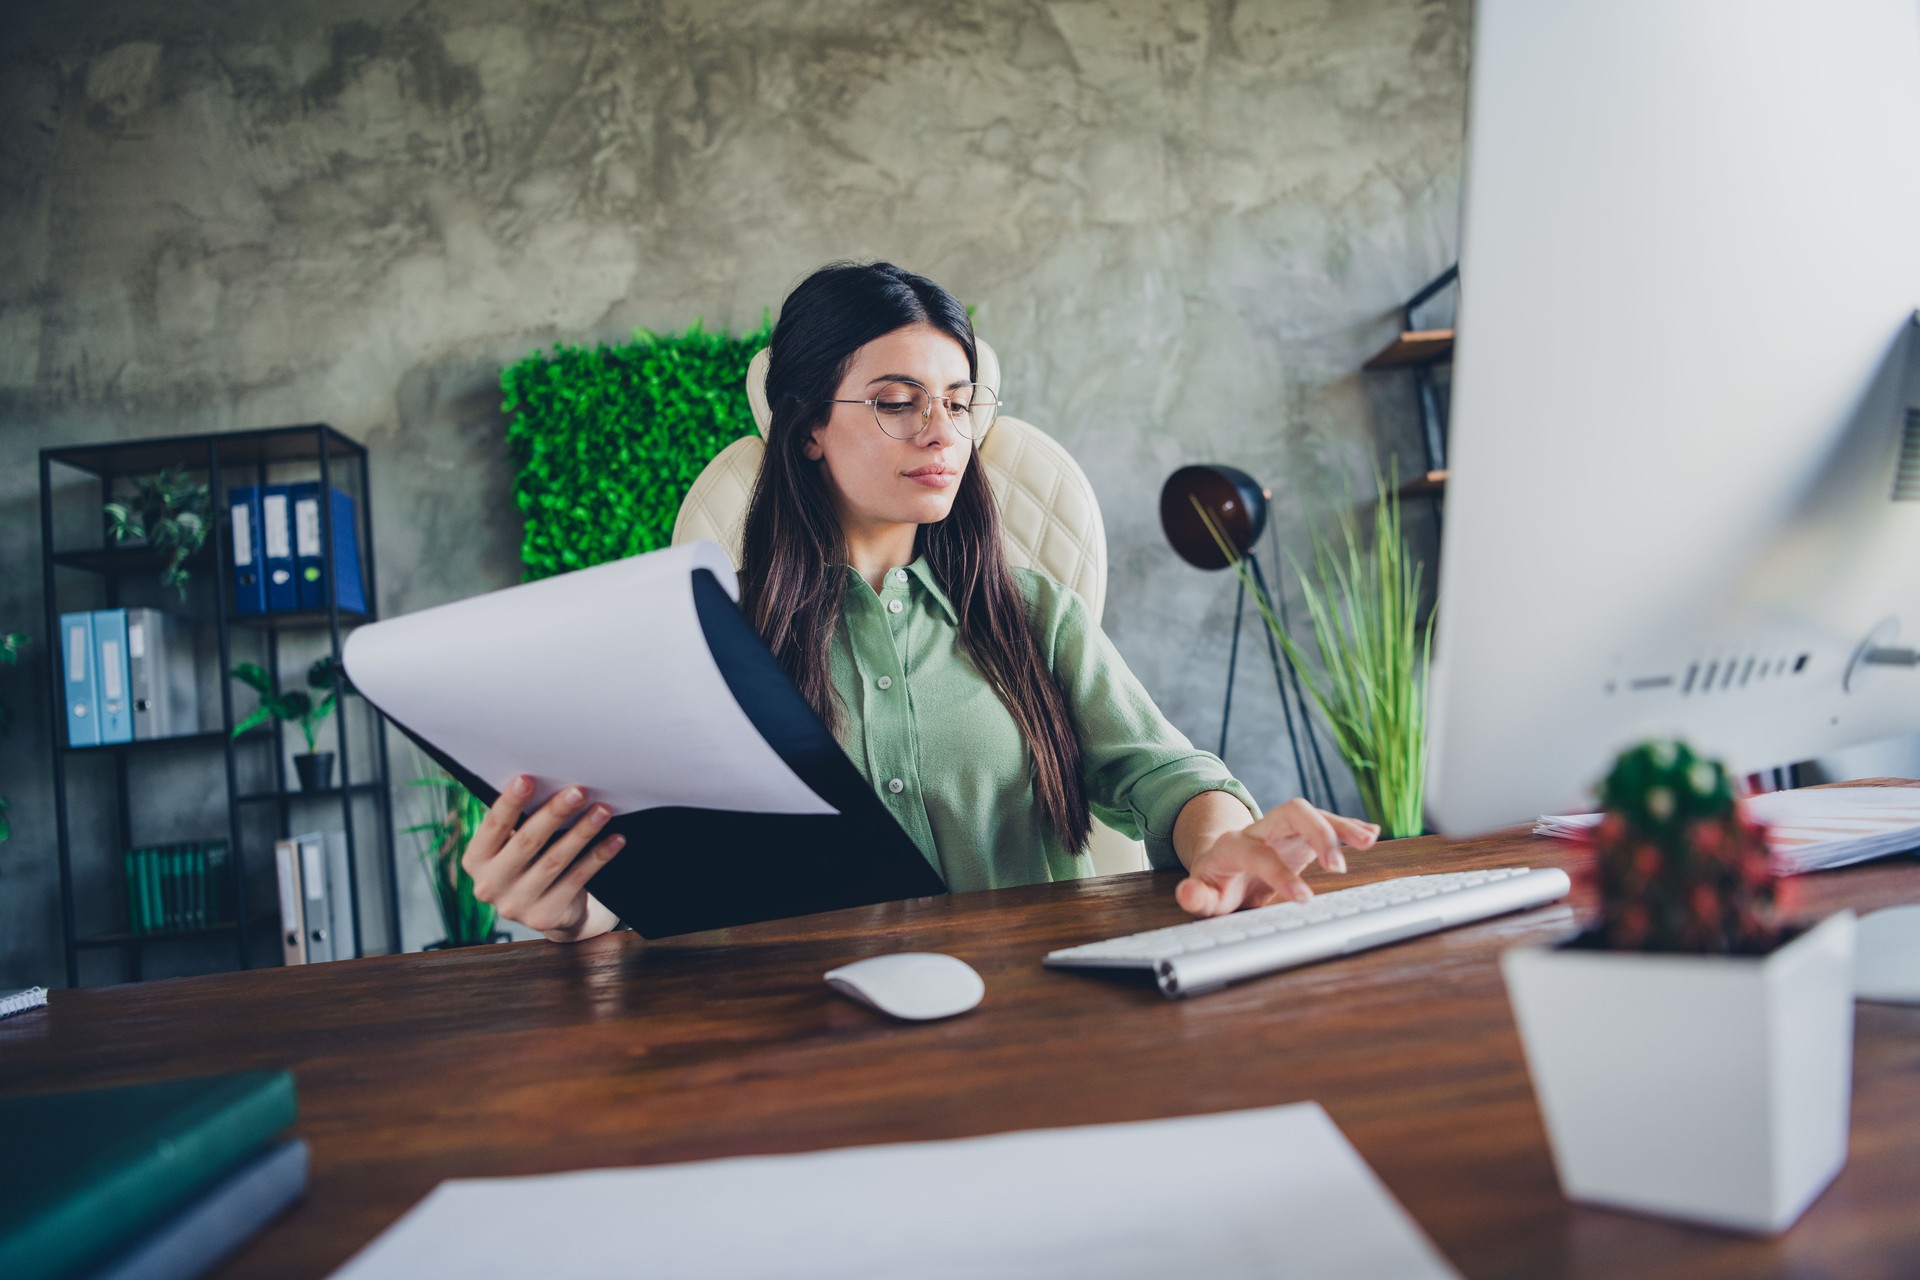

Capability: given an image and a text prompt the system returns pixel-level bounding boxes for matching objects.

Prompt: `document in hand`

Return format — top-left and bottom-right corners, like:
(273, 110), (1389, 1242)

(344, 542), (945, 937)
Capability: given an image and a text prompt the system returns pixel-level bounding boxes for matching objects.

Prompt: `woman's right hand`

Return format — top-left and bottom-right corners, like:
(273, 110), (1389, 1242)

(463, 774), (626, 943)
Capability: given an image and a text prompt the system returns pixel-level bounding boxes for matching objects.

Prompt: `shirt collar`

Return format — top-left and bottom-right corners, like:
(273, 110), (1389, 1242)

(904, 556), (959, 625)
(839, 556), (959, 626)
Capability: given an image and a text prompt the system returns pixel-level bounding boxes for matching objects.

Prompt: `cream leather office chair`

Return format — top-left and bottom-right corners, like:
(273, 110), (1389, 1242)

(671, 339), (1150, 875)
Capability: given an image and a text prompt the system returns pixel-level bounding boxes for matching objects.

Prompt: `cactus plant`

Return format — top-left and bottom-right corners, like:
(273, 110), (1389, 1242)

(1583, 740), (1787, 954)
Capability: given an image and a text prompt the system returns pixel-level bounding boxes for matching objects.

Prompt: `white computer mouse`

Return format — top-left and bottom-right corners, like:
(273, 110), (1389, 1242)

(1855, 904), (1920, 1004)
(824, 952), (985, 1021)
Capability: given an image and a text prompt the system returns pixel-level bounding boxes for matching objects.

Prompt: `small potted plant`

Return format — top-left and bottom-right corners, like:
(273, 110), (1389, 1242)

(1501, 740), (1855, 1234)
(231, 657), (351, 791)
(104, 468), (213, 600)
(405, 761), (506, 949)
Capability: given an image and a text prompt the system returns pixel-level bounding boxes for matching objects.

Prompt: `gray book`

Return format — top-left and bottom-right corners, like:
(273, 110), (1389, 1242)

(90, 1139), (308, 1280)
(125, 609), (197, 740)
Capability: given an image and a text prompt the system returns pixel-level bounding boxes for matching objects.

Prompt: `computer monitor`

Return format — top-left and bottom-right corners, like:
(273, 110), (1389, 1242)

(1425, 0), (1920, 834)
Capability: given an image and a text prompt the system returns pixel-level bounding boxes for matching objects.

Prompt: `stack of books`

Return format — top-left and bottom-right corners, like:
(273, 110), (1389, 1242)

(0, 1071), (305, 1280)
(123, 842), (231, 935)
(1536, 784), (1920, 874)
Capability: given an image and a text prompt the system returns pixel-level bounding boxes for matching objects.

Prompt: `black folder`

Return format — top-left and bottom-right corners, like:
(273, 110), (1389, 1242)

(371, 570), (947, 938)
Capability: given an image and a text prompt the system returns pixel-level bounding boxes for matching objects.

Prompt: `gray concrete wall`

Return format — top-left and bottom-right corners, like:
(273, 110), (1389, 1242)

(0, 0), (1469, 987)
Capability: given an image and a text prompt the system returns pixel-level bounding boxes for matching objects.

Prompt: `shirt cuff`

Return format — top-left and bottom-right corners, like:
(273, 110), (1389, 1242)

(1127, 758), (1261, 872)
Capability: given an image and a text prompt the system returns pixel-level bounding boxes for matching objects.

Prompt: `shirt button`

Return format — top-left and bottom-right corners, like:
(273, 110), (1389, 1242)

(876, 675), (893, 690)
(895, 569), (909, 583)
(887, 599), (903, 615)
(887, 778), (905, 794)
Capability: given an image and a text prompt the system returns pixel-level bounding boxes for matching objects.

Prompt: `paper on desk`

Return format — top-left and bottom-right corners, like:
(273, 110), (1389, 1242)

(342, 541), (834, 817)
(329, 1102), (1458, 1280)
(1536, 785), (1920, 874)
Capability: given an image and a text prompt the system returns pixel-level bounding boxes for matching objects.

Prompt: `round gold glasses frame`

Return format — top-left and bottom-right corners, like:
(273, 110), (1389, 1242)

(829, 380), (1002, 441)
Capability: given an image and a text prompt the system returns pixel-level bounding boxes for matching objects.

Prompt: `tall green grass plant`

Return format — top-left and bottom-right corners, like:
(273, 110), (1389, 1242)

(1196, 459), (1434, 837)
(405, 753), (497, 947)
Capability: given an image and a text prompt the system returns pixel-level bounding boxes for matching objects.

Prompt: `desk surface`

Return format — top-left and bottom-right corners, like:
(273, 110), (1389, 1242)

(5, 781), (1919, 1279)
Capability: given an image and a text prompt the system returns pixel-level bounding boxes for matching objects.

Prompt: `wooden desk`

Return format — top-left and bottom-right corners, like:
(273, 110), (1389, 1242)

(5, 783), (1918, 1279)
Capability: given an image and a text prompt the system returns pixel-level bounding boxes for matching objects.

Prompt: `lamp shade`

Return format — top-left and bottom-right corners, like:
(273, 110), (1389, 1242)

(1160, 465), (1270, 569)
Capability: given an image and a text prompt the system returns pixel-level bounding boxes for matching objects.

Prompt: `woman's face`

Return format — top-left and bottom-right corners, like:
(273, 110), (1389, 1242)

(804, 322), (974, 536)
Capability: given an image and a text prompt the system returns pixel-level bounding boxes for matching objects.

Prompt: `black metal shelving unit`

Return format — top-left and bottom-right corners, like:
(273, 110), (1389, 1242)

(1363, 262), (1459, 542)
(39, 424), (399, 987)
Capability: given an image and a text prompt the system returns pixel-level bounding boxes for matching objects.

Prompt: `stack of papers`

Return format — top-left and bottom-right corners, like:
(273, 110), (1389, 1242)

(1536, 785), (1920, 874)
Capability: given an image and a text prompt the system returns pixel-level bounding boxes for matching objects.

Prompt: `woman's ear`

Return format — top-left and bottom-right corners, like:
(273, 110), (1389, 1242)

(802, 425), (826, 461)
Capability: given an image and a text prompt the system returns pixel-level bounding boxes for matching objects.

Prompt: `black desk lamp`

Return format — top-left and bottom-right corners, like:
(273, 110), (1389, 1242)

(1160, 465), (1336, 811)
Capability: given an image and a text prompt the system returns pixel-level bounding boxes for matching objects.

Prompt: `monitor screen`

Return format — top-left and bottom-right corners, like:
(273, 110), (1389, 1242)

(1425, 0), (1920, 833)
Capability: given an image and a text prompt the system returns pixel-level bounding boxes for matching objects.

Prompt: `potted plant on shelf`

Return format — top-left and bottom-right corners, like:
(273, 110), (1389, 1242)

(1501, 740), (1855, 1234)
(405, 761), (506, 948)
(230, 657), (351, 791)
(104, 467), (213, 600)
(1195, 458), (1433, 837)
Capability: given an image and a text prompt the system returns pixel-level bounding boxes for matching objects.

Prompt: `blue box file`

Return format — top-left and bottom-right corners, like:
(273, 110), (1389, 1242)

(290, 483), (367, 614)
(91, 608), (133, 744)
(228, 486), (267, 616)
(261, 485), (299, 612)
(60, 611), (99, 748)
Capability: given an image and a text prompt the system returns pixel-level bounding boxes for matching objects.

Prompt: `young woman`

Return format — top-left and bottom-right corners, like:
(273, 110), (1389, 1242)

(465, 262), (1378, 942)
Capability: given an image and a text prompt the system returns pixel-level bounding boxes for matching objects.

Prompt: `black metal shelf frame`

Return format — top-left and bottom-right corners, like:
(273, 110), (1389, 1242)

(39, 424), (400, 986)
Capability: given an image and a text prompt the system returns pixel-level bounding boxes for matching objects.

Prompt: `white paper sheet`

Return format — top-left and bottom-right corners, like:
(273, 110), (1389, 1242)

(329, 1102), (1458, 1280)
(1536, 784), (1920, 873)
(342, 541), (834, 817)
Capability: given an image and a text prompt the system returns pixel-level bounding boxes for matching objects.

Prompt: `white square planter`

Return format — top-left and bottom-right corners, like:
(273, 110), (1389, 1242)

(1501, 909), (1855, 1234)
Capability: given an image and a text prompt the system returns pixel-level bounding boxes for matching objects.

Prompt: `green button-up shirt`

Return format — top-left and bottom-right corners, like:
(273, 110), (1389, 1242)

(830, 557), (1260, 893)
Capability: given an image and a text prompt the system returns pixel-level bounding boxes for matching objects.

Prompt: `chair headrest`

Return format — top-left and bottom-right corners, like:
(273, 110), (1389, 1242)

(745, 338), (1003, 444)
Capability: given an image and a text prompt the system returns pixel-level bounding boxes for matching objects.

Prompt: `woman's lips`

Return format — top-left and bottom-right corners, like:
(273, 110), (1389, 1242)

(904, 468), (958, 488)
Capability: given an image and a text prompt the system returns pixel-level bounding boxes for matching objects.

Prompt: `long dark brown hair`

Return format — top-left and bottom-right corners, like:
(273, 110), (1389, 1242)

(739, 261), (1090, 853)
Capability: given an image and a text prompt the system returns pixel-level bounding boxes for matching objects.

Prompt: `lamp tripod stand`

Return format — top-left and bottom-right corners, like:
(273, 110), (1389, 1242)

(1160, 465), (1337, 813)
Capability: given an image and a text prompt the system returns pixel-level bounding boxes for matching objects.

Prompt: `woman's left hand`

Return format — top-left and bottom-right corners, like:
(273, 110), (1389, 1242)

(1176, 797), (1380, 917)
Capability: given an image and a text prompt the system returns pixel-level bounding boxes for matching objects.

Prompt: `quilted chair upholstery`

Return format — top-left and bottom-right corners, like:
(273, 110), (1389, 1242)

(671, 340), (1148, 875)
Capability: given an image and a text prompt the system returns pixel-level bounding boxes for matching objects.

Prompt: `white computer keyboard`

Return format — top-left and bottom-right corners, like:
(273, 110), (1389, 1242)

(1045, 867), (1572, 998)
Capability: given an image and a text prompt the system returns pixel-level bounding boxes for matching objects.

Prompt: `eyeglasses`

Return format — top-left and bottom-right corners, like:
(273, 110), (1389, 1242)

(829, 380), (1001, 441)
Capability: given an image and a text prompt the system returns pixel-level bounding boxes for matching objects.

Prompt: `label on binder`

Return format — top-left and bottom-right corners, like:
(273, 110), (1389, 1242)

(69, 627), (87, 680)
(128, 621), (145, 659)
(302, 843), (326, 901)
(263, 493), (290, 558)
(233, 504), (254, 565)
(276, 842), (300, 932)
(101, 640), (122, 700)
(296, 496), (322, 556)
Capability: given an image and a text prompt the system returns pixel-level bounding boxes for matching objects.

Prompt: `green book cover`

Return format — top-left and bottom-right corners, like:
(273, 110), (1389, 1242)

(187, 840), (200, 932)
(145, 847), (161, 933)
(191, 842), (205, 931)
(137, 848), (157, 934)
(160, 846), (175, 932)
(0, 1070), (298, 1280)
(152, 847), (165, 933)
(142, 847), (158, 933)
(122, 847), (139, 935)
(207, 842), (228, 924)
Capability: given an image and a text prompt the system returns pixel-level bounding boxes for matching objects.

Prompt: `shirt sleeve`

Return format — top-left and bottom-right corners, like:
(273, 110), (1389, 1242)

(1018, 570), (1261, 870)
